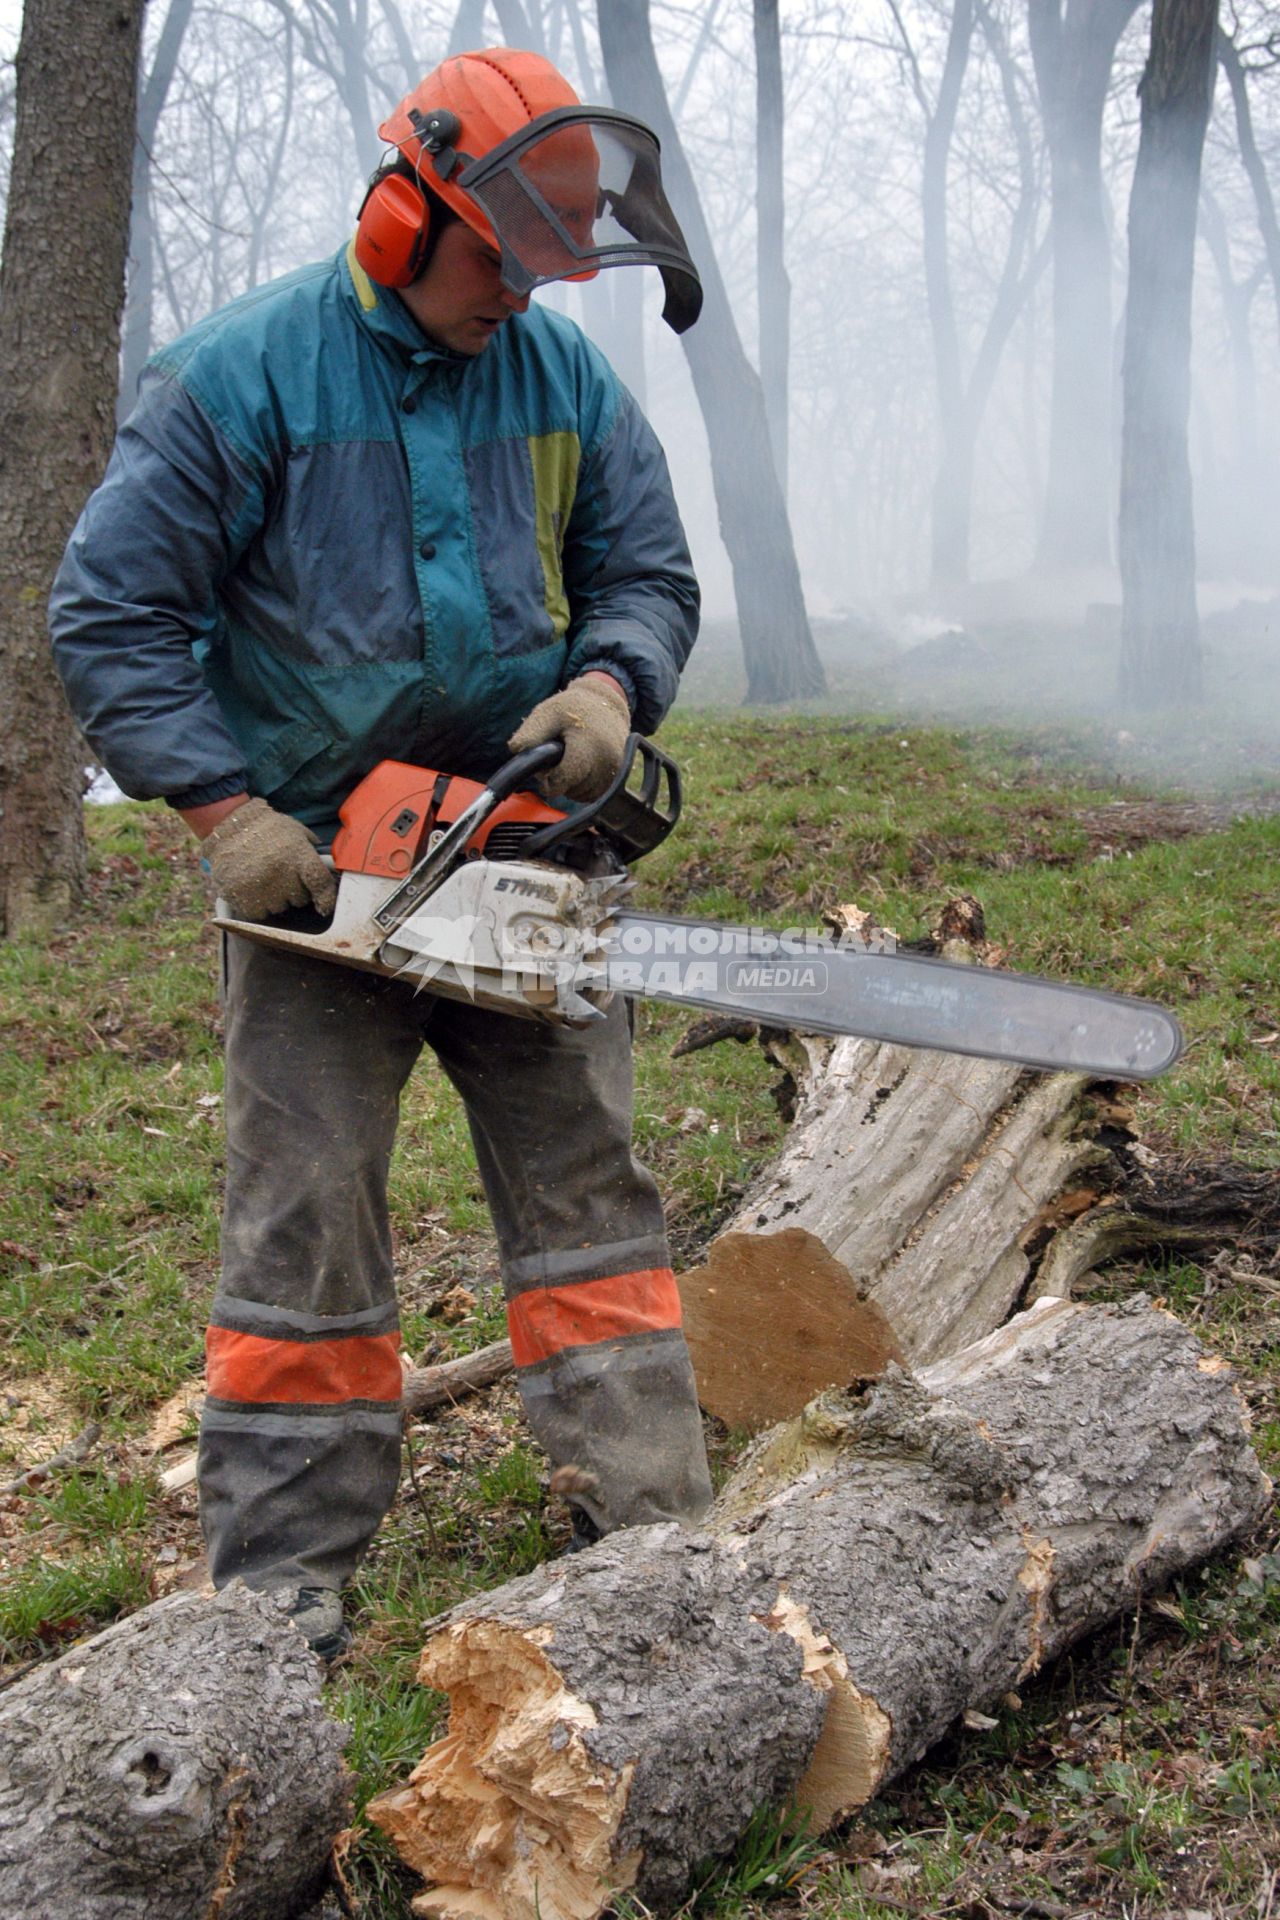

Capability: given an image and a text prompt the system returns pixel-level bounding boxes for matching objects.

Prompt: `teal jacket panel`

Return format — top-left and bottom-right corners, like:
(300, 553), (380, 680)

(49, 245), (699, 839)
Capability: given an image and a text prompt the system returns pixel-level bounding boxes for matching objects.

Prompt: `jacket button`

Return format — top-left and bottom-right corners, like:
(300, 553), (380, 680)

(419, 539), (436, 560)
(402, 396), (416, 414)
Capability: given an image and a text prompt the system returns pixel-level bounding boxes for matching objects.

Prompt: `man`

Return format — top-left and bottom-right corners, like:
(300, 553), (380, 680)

(50, 47), (713, 1660)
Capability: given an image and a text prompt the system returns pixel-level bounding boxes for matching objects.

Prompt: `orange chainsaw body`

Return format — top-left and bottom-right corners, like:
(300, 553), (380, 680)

(330, 760), (565, 879)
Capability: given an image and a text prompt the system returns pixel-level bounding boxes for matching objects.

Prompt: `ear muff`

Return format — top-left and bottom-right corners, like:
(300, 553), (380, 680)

(355, 171), (432, 288)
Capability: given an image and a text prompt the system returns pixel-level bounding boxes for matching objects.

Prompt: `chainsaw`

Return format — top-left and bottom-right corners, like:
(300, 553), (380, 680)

(215, 736), (1184, 1079)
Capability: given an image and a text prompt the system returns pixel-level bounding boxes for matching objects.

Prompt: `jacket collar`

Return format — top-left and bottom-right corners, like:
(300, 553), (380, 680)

(342, 239), (505, 376)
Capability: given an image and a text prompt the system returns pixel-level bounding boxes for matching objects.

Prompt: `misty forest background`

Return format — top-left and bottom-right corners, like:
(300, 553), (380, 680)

(4, 0), (1280, 756)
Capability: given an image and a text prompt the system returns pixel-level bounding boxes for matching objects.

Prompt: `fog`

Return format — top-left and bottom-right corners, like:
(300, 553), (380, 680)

(3, 0), (1278, 773)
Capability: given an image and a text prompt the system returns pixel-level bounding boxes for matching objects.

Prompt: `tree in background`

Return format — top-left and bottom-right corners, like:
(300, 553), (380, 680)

(891, 0), (1046, 590)
(1027, 0), (1141, 575)
(120, 0), (197, 413)
(754, 0), (789, 499)
(1118, 0), (1219, 707)
(1217, 24), (1280, 351)
(0, 0), (147, 937)
(599, 0), (826, 703)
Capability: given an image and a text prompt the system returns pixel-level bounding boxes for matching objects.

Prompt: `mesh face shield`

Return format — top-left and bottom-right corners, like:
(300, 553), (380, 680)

(450, 108), (703, 335)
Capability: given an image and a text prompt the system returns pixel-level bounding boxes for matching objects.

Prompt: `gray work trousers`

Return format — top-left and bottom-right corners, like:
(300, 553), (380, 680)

(198, 934), (712, 1594)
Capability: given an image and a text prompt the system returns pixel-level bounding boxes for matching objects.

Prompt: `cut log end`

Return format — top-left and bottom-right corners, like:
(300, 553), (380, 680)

(678, 1226), (904, 1431)
(367, 1621), (639, 1920)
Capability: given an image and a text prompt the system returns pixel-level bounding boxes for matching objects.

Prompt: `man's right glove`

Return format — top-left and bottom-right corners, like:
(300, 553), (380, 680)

(204, 798), (337, 921)
(507, 674), (631, 802)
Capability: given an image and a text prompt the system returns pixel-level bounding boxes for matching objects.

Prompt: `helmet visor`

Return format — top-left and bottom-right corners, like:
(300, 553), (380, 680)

(456, 109), (703, 335)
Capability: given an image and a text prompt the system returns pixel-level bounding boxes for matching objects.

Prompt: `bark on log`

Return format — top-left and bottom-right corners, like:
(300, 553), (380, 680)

(0, 1584), (350, 1917)
(368, 1296), (1269, 1920)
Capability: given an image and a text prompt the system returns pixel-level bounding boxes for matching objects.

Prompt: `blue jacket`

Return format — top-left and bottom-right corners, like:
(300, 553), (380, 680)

(50, 244), (699, 839)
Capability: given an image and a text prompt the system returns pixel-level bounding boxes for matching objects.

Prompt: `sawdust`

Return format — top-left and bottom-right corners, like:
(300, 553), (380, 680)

(146, 1379), (207, 1453)
(0, 1374), (83, 1471)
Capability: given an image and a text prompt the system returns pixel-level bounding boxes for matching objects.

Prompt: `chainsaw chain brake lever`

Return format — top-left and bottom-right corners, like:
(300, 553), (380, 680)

(372, 740), (565, 935)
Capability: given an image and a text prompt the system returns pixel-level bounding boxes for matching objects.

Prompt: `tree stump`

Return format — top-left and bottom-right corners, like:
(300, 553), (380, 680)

(0, 1584), (350, 1918)
(368, 1295), (1269, 1920)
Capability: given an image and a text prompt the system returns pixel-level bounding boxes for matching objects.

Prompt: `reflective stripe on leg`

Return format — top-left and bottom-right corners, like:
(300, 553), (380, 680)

(505, 1267), (683, 1368)
(206, 1325), (403, 1405)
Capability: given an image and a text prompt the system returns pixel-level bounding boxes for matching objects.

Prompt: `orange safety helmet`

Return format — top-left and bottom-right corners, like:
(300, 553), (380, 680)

(356, 48), (591, 288)
(355, 46), (703, 333)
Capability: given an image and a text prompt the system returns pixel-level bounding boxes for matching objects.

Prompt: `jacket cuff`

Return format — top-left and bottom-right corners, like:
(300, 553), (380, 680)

(573, 659), (637, 715)
(164, 772), (250, 811)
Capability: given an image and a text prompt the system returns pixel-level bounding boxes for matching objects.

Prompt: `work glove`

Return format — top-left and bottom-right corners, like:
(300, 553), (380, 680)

(204, 798), (337, 920)
(507, 674), (631, 803)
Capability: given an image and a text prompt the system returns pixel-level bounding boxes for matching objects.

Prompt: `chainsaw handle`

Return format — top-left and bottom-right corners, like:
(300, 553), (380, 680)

(485, 739), (564, 803)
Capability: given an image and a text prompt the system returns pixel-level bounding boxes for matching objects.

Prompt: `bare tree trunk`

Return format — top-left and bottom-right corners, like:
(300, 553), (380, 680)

(1217, 30), (1280, 354)
(120, 0), (197, 416)
(598, 0), (826, 704)
(1117, 0), (1217, 708)
(754, 0), (789, 499)
(448, 0), (489, 55)
(280, 0), (381, 175)
(0, 0), (146, 939)
(902, 0), (1044, 591)
(1198, 185), (1265, 577)
(1028, 0), (1140, 575)
(922, 0), (976, 589)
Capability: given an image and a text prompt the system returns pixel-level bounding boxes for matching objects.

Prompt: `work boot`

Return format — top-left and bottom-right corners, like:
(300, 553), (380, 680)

(286, 1586), (352, 1663)
(563, 1505), (602, 1555)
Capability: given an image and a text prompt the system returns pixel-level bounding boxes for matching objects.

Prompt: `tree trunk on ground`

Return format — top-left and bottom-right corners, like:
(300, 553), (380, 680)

(1028, 0), (1141, 575)
(1117, 0), (1217, 709)
(0, 1585), (351, 1915)
(753, 0), (789, 500)
(680, 1028), (1104, 1386)
(598, 0), (826, 704)
(0, 0), (145, 939)
(396, 906), (1124, 1432)
(368, 1295), (1269, 1920)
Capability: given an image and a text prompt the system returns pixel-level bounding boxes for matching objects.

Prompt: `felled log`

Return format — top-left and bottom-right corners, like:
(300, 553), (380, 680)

(679, 1026), (1108, 1416)
(0, 1584), (350, 1917)
(367, 1295), (1270, 1920)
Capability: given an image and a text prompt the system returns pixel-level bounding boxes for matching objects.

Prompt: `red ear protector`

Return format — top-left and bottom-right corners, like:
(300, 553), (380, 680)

(355, 108), (462, 288)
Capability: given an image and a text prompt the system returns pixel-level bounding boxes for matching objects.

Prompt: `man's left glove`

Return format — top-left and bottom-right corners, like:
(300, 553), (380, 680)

(205, 798), (338, 920)
(507, 674), (631, 802)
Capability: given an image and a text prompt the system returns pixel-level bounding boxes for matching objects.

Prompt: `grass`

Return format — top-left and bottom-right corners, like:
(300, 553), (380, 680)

(1, 707), (1278, 1916)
